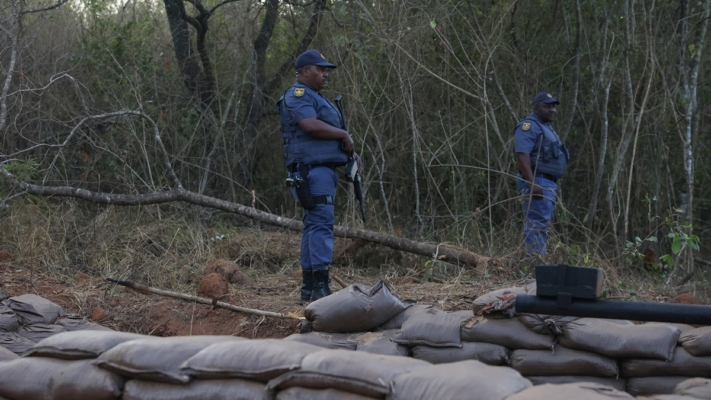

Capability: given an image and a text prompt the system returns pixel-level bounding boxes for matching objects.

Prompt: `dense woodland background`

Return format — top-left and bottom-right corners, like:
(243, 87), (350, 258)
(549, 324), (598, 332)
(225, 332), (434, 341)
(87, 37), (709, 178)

(1, 0), (710, 282)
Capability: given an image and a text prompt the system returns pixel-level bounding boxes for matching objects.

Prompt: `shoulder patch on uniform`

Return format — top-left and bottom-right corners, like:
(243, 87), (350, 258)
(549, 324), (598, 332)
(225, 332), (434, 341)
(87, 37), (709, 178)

(294, 87), (305, 97)
(522, 122), (531, 131)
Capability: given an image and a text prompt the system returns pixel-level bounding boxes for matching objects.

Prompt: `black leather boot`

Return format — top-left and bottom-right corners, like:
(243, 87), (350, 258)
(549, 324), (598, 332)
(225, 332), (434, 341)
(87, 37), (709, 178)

(310, 269), (332, 301)
(300, 269), (314, 303)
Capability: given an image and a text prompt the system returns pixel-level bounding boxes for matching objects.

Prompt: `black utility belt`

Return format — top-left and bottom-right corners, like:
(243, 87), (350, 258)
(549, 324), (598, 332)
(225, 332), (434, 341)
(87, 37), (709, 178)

(535, 171), (560, 182)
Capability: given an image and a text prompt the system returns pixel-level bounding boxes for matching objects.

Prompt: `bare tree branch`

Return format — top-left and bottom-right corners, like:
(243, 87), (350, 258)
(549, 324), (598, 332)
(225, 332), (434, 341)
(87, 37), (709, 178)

(18, 0), (69, 16)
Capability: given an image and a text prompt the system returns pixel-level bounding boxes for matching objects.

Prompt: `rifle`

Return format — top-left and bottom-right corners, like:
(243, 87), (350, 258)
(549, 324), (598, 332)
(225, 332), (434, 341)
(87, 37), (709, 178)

(334, 94), (366, 223)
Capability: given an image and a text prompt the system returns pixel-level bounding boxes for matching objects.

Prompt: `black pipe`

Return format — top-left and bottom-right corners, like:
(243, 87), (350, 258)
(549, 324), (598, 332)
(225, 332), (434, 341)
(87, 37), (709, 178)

(515, 295), (711, 325)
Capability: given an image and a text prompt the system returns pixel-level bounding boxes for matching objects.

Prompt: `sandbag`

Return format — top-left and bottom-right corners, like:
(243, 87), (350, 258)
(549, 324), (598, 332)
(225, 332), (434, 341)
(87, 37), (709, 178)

(94, 335), (244, 384)
(283, 332), (358, 351)
(275, 387), (377, 400)
(559, 318), (680, 360)
(645, 322), (695, 335)
(181, 339), (324, 381)
(679, 326), (711, 356)
(55, 315), (114, 331)
(25, 330), (147, 360)
(517, 314), (579, 335)
(122, 378), (269, 400)
(448, 309), (475, 321)
(355, 330), (409, 356)
(0, 357), (123, 400)
(3, 294), (65, 324)
(389, 360), (531, 400)
(411, 341), (509, 365)
(626, 376), (690, 396)
(305, 281), (410, 333)
(266, 349), (431, 398)
(391, 307), (463, 348)
(0, 331), (36, 355)
(0, 305), (19, 332)
(0, 345), (18, 362)
(635, 395), (703, 399)
(505, 382), (634, 400)
(472, 286), (527, 316)
(674, 377), (711, 398)
(18, 323), (67, 342)
(510, 346), (618, 377)
(526, 376), (626, 391)
(620, 346), (711, 378)
(461, 317), (555, 350)
(377, 304), (432, 331)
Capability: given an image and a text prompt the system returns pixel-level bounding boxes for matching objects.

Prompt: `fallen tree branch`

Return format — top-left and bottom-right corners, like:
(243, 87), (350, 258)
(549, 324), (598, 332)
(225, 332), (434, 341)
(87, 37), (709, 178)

(332, 275), (349, 289)
(1, 167), (488, 267)
(105, 278), (302, 320)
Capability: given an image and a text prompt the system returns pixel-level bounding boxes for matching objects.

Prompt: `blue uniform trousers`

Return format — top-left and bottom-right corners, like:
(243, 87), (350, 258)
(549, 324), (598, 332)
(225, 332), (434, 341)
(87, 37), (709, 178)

(517, 175), (558, 255)
(295, 165), (338, 272)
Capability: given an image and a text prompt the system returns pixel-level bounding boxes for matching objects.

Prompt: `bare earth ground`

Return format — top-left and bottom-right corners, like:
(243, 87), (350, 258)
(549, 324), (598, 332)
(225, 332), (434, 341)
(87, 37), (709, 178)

(0, 229), (708, 338)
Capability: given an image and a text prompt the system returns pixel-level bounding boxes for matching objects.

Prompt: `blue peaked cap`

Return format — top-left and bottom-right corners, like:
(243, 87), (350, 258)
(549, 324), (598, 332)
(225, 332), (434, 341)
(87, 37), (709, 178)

(295, 50), (337, 70)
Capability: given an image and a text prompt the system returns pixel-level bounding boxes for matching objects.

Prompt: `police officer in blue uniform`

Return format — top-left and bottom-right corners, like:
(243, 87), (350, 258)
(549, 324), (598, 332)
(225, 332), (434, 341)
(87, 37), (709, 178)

(277, 50), (361, 302)
(513, 92), (569, 256)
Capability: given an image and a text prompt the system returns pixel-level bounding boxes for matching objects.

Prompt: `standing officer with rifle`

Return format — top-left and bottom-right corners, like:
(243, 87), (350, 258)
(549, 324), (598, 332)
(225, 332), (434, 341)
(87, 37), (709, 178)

(277, 50), (363, 303)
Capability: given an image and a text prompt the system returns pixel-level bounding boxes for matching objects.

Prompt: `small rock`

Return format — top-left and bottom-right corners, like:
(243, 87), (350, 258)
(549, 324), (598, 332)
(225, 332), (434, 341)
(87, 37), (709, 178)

(91, 307), (107, 322)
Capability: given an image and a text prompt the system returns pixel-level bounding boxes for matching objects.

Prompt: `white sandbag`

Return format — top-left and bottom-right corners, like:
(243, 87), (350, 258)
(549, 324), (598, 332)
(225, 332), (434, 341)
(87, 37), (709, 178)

(411, 341), (509, 365)
(17, 323), (67, 342)
(377, 304), (432, 331)
(25, 330), (147, 360)
(0, 332), (36, 355)
(3, 294), (65, 324)
(0, 357), (123, 400)
(390, 360), (531, 400)
(305, 281), (410, 333)
(266, 349), (431, 398)
(355, 330), (409, 356)
(55, 315), (114, 331)
(526, 375), (626, 391)
(275, 387), (378, 400)
(0, 345), (18, 362)
(626, 376), (690, 397)
(391, 307), (463, 348)
(505, 382), (634, 400)
(0, 305), (19, 332)
(559, 318), (680, 360)
(181, 339), (324, 381)
(510, 346), (618, 377)
(679, 326), (711, 356)
(620, 347), (711, 378)
(461, 317), (555, 350)
(674, 377), (711, 398)
(283, 332), (359, 351)
(94, 335), (244, 384)
(122, 378), (269, 400)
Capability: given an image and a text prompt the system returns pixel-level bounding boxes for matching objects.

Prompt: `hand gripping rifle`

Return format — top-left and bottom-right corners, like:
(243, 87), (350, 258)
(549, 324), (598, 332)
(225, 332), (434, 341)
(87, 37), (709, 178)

(334, 94), (366, 223)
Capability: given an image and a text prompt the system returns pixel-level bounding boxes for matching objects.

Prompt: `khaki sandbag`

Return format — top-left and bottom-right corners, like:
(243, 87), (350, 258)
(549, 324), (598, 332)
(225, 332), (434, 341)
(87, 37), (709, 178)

(181, 339), (324, 381)
(675, 378), (711, 398)
(391, 307), (463, 348)
(94, 335), (245, 384)
(25, 330), (147, 360)
(266, 349), (431, 398)
(18, 323), (67, 342)
(527, 376), (626, 391)
(620, 347), (711, 378)
(0, 332), (36, 355)
(559, 318), (680, 360)
(377, 304), (432, 331)
(461, 317), (554, 350)
(626, 376), (690, 397)
(122, 378), (269, 400)
(276, 387), (377, 400)
(0, 357), (123, 400)
(0, 305), (19, 332)
(679, 326), (711, 356)
(390, 360), (531, 400)
(517, 314), (579, 335)
(355, 330), (409, 356)
(506, 382), (634, 400)
(472, 286), (527, 316)
(411, 341), (509, 365)
(3, 294), (65, 324)
(55, 315), (114, 331)
(510, 347), (618, 377)
(305, 281), (410, 333)
(0, 345), (18, 361)
(283, 332), (358, 350)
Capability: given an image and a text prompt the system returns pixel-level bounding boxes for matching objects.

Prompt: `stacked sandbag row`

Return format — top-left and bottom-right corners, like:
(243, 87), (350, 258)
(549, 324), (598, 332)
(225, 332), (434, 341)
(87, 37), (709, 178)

(0, 293), (112, 357)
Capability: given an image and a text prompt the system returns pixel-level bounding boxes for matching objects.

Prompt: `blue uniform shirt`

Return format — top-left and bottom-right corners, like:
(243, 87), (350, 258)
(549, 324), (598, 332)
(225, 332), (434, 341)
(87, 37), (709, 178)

(513, 113), (568, 178)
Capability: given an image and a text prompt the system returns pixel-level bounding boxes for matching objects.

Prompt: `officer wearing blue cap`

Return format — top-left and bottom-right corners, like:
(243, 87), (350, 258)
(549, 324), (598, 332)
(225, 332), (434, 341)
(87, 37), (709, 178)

(277, 50), (362, 302)
(513, 91), (570, 255)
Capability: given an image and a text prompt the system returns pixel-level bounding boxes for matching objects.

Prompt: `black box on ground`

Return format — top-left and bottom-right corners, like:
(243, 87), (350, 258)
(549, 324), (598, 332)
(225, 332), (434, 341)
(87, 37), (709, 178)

(535, 264), (604, 300)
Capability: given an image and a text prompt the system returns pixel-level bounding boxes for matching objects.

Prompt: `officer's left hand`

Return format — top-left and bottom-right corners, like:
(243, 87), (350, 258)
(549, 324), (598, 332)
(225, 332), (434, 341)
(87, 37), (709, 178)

(353, 153), (364, 175)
